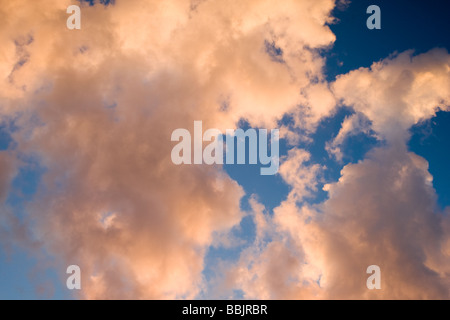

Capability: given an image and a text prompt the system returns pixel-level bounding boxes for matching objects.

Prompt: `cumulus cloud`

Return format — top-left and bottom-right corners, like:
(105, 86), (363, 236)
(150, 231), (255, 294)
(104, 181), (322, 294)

(1, 0), (449, 300)
(0, 0), (339, 299)
(224, 49), (450, 299)
(313, 146), (450, 299)
(226, 146), (450, 299)
(332, 49), (450, 144)
(222, 150), (324, 299)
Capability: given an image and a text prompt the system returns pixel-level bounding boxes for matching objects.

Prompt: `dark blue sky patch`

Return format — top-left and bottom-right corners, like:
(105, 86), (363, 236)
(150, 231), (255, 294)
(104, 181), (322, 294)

(0, 117), (20, 151)
(325, 0), (450, 81)
(0, 127), (12, 151)
(339, 131), (379, 164)
(264, 40), (284, 63)
(409, 110), (450, 209)
(79, 0), (115, 6)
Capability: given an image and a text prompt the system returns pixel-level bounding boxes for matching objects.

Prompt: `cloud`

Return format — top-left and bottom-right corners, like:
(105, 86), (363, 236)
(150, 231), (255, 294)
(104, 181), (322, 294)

(332, 49), (450, 144)
(0, 0), (339, 298)
(226, 146), (450, 299)
(223, 151), (324, 299)
(2, 0), (449, 300)
(224, 49), (450, 299)
(278, 148), (324, 202)
(312, 146), (450, 299)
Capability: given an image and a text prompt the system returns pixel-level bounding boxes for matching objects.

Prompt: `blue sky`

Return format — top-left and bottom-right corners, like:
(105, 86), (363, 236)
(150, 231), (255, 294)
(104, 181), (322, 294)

(1, 0), (450, 299)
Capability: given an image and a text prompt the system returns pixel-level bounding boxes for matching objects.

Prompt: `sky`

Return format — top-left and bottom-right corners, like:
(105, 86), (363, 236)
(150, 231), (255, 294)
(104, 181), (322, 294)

(0, 0), (449, 299)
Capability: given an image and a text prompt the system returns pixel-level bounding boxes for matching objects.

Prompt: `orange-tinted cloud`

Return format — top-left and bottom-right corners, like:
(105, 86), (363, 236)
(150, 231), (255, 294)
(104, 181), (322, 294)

(0, 0), (339, 298)
(2, 0), (449, 300)
(224, 49), (450, 299)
